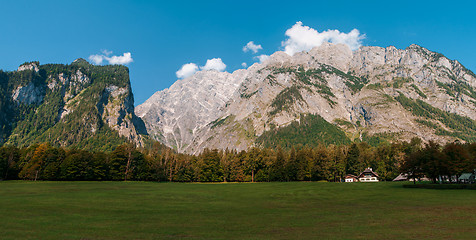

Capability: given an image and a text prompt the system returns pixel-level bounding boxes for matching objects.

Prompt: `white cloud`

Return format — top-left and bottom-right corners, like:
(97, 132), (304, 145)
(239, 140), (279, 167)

(102, 49), (113, 56)
(241, 62), (248, 68)
(88, 50), (133, 65)
(282, 21), (365, 55)
(89, 54), (104, 65)
(254, 54), (269, 63)
(243, 41), (263, 54)
(176, 63), (199, 79)
(176, 58), (226, 79)
(105, 52), (133, 65)
(201, 58), (226, 72)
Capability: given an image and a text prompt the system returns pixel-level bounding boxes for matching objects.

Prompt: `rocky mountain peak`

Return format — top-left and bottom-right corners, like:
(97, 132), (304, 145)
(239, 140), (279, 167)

(265, 51), (292, 64)
(308, 42), (353, 72)
(72, 58), (88, 63)
(17, 61), (39, 72)
(138, 43), (476, 154)
(135, 69), (243, 151)
(263, 43), (353, 72)
(71, 58), (91, 67)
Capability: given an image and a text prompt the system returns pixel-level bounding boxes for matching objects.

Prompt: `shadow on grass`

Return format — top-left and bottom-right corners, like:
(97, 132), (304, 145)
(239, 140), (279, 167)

(403, 183), (476, 190)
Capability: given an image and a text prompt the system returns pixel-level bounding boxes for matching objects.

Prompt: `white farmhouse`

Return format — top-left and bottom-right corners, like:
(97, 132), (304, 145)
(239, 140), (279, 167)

(357, 168), (379, 182)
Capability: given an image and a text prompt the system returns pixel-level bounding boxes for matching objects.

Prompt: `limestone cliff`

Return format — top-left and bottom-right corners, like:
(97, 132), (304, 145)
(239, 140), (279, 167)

(138, 43), (476, 154)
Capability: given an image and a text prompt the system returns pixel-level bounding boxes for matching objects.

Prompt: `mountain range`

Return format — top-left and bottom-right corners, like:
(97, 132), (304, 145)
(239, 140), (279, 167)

(1, 43), (475, 153)
(136, 43), (476, 154)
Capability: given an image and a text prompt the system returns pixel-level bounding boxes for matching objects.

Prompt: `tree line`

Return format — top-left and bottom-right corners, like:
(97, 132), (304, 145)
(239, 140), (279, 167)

(0, 139), (474, 182)
(401, 141), (476, 183)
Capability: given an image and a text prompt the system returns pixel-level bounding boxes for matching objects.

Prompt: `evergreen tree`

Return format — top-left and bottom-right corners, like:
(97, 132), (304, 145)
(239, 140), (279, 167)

(199, 149), (223, 182)
(346, 143), (360, 176)
(271, 147), (286, 181)
(0, 146), (20, 180)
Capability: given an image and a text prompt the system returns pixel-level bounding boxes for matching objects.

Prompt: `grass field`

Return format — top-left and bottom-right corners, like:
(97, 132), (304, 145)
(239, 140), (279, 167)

(0, 181), (475, 239)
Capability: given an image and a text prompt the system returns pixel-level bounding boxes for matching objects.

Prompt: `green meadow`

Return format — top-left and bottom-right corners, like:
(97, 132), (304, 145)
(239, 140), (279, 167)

(0, 181), (475, 239)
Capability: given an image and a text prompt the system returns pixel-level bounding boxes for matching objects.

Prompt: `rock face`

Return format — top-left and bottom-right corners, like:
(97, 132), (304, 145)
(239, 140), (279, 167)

(17, 62), (39, 72)
(0, 59), (146, 151)
(135, 70), (244, 151)
(12, 82), (45, 105)
(138, 43), (476, 154)
(97, 84), (147, 144)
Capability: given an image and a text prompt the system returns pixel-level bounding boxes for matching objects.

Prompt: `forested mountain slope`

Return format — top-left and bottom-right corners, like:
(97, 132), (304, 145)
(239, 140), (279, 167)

(0, 59), (146, 151)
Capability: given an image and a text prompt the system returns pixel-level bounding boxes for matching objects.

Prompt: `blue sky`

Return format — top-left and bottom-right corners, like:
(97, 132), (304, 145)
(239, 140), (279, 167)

(1, 0), (475, 105)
